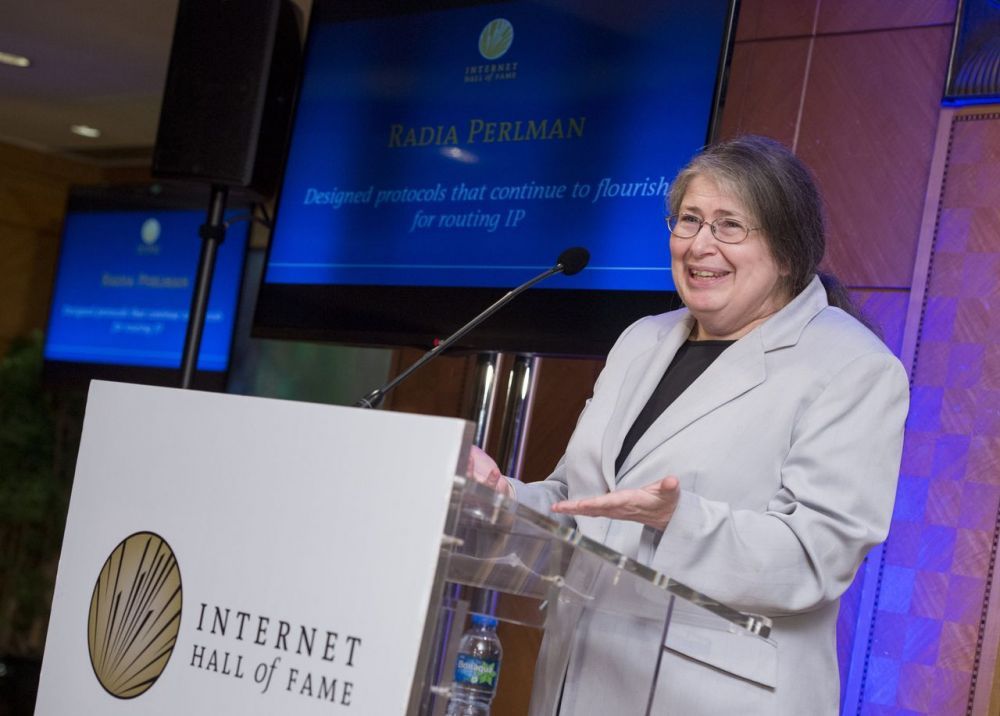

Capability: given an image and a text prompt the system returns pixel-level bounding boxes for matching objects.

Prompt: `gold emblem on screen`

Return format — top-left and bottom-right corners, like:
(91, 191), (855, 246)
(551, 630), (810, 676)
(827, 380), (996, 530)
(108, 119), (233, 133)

(136, 217), (161, 255)
(479, 18), (513, 60)
(88, 531), (182, 699)
(140, 218), (161, 246)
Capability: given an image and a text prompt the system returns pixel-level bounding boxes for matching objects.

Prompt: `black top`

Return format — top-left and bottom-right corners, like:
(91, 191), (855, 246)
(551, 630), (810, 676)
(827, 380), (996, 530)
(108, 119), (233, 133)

(614, 339), (735, 478)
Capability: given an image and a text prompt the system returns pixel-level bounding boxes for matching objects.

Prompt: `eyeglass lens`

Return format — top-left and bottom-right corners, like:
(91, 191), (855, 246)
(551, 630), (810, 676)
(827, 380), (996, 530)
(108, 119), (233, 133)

(668, 214), (748, 243)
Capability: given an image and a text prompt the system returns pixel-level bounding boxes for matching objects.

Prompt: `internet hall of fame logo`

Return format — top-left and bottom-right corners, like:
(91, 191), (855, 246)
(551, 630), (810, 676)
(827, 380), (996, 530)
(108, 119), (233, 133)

(465, 18), (518, 84)
(137, 217), (161, 255)
(88, 531), (183, 699)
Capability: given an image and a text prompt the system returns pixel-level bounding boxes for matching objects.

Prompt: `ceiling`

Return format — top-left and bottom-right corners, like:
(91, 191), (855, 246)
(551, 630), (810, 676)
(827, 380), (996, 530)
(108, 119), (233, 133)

(0, 0), (310, 166)
(0, 1), (669, 167)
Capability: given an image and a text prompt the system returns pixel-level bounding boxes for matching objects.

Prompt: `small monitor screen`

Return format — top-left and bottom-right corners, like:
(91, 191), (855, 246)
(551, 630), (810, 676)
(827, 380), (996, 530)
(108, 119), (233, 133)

(44, 187), (250, 388)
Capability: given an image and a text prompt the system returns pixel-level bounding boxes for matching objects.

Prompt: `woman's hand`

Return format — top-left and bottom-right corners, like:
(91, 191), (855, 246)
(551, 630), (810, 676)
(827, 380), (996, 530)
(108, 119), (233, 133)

(467, 445), (515, 499)
(551, 477), (680, 531)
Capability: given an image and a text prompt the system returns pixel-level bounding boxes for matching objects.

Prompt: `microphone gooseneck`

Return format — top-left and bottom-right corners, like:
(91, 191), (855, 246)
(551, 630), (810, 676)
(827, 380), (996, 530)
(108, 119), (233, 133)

(355, 247), (590, 408)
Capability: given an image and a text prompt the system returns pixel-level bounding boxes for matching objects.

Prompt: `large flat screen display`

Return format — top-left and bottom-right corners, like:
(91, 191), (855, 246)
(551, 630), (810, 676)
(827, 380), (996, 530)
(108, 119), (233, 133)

(255, 0), (736, 355)
(43, 186), (250, 390)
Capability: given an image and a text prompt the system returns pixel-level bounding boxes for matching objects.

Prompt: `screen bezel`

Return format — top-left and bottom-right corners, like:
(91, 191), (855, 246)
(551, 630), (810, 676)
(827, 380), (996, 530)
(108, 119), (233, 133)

(253, 0), (739, 357)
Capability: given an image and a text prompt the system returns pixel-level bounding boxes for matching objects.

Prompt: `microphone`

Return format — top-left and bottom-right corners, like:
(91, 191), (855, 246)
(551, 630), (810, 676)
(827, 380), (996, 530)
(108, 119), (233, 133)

(557, 246), (589, 276)
(355, 247), (590, 409)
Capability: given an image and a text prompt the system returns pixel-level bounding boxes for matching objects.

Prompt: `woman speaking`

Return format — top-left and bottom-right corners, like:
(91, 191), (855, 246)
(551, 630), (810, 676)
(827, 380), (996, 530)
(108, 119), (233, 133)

(469, 136), (909, 715)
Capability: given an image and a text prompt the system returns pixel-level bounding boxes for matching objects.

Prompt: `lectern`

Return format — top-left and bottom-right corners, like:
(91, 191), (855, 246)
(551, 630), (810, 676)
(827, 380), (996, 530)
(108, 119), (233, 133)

(36, 382), (771, 715)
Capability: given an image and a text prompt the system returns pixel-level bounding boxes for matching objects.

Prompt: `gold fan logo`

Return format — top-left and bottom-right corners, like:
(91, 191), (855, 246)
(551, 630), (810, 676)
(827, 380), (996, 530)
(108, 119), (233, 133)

(88, 532), (182, 699)
(479, 18), (513, 60)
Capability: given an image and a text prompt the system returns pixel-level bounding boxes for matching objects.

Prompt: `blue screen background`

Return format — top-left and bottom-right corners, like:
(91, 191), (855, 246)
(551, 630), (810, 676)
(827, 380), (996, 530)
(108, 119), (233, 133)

(265, 0), (730, 292)
(44, 209), (248, 371)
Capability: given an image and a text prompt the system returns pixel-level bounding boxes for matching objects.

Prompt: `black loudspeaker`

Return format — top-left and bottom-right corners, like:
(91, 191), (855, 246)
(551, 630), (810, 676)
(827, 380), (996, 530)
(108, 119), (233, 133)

(152, 0), (302, 197)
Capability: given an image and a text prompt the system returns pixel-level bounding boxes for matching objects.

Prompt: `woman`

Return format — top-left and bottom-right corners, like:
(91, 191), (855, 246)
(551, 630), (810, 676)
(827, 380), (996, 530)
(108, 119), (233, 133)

(470, 136), (909, 714)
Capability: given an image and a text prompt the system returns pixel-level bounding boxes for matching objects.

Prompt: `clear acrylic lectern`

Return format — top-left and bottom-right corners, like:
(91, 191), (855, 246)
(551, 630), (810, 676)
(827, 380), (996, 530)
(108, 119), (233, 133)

(415, 477), (774, 716)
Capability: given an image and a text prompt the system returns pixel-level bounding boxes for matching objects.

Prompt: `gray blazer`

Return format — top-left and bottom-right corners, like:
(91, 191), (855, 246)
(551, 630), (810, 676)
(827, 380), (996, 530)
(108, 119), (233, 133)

(514, 276), (909, 715)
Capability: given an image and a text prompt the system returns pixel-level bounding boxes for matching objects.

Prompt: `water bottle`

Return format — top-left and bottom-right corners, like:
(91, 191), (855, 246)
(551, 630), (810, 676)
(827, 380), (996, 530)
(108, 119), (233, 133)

(445, 614), (503, 716)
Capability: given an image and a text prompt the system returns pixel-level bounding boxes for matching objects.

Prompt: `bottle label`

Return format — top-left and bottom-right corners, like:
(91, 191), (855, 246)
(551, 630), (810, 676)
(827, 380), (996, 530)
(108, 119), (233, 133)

(454, 654), (499, 690)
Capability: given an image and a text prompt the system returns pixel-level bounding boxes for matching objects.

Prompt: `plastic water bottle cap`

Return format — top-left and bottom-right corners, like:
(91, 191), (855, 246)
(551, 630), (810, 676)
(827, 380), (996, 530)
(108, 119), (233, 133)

(470, 614), (498, 629)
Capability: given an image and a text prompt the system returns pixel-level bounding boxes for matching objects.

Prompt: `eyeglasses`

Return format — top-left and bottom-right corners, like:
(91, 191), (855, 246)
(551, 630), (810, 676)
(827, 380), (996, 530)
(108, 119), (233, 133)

(666, 213), (759, 245)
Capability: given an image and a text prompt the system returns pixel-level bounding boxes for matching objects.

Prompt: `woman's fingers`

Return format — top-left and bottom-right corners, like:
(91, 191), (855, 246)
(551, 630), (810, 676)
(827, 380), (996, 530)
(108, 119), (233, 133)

(551, 476), (680, 530)
(467, 445), (514, 498)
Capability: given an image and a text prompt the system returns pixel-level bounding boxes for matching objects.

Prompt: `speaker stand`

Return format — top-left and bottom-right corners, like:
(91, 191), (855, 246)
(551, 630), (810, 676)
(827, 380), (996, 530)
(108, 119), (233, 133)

(180, 183), (229, 389)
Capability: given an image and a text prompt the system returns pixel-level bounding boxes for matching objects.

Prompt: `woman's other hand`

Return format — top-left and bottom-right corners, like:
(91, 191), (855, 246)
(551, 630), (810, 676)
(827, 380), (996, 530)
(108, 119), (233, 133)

(467, 445), (515, 498)
(551, 477), (680, 531)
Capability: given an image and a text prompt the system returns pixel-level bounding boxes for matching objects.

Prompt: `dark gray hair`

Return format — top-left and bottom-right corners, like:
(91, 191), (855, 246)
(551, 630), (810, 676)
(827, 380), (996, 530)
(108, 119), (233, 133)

(668, 135), (864, 321)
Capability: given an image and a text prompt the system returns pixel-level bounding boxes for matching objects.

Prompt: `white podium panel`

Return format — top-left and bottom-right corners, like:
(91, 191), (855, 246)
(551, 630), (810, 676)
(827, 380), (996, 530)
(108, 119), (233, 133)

(36, 381), (472, 715)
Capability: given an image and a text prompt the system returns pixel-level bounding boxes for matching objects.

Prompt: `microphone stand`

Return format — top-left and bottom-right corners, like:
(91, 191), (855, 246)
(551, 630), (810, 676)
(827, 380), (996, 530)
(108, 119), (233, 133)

(355, 263), (566, 409)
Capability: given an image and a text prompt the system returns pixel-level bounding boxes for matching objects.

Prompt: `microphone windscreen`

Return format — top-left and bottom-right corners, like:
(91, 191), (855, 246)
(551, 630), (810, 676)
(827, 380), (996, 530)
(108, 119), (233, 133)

(558, 247), (590, 276)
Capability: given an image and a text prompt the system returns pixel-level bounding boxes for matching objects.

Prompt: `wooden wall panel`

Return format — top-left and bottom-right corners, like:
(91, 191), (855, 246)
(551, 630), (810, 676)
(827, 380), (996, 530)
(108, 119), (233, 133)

(519, 356), (603, 483)
(0, 143), (104, 185)
(718, 38), (811, 146)
(817, 0), (957, 34)
(943, 157), (1000, 209)
(0, 171), (67, 234)
(0, 224), (60, 345)
(0, 143), (108, 353)
(0, 171), (69, 341)
(491, 621), (540, 716)
(796, 26), (953, 288)
(383, 349), (472, 419)
(735, 0), (818, 40)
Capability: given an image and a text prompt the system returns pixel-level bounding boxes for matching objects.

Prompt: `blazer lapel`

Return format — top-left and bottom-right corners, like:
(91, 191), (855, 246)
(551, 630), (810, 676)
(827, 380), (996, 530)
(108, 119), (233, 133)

(615, 275), (832, 482)
(600, 315), (694, 489)
(616, 330), (766, 480)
